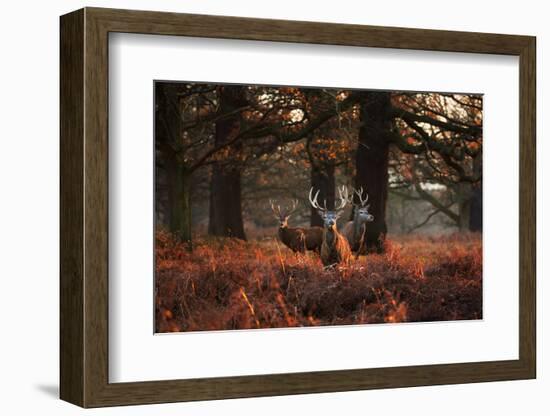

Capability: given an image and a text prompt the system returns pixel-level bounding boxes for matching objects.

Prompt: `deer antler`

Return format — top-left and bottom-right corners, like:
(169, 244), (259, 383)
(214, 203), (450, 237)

(354, 187), (369, 207)
(270, 199), (282, 219)
(286, 199), (299, 217)
(271, 199), (299, 219)
(309, 186), (348, 212)
(308, 187), (326, 213)
(335, 185), (348, 211)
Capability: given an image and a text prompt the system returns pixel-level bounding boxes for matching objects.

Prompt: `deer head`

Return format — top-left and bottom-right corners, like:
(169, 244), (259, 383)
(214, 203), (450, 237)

(308, 186), (348, 230)
(270, 199), (298, 228)
(350, 187), (374, 223)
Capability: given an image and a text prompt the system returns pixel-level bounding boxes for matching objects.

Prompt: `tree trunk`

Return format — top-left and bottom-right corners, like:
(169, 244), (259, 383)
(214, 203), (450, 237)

(155, 83), (194, 244)
(457, 182), (472, 232)
(469, 152), (483, 232)
(310, 164), (335, 227)
(354, 92), (392, 252)
(209, 165), (246, 239)
(469, 183), (482, 231)
(208, 86), (247, 240)
(169, 164), (193, 245)
(155, 83), (174, 229)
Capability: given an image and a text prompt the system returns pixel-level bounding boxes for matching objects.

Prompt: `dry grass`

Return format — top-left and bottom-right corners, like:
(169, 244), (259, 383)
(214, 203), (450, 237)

(155, 230), (482, 333)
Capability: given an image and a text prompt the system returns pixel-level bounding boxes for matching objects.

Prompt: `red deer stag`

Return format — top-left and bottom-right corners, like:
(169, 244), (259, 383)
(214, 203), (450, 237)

(270, 200), (323, 253)
(308, 186), (352, 267)
(341, 187), (374, 255)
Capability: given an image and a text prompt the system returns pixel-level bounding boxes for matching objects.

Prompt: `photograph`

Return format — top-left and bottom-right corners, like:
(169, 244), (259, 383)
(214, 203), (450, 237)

(154, 81), (483, 333)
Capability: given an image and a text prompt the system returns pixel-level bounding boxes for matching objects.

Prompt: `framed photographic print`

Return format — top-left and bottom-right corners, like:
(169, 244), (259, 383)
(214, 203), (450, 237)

(60, 7), (536, 408)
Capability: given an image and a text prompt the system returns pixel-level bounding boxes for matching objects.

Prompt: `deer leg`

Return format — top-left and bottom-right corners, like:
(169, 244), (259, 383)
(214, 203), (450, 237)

(298, 232), (307, 254)
(355, 227), (367, 259)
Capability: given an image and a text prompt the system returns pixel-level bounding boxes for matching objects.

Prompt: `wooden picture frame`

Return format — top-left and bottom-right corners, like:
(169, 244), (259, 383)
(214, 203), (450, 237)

(60, 7), (536, 408)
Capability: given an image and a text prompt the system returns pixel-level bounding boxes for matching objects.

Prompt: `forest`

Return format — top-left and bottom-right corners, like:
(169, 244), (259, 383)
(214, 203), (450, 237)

(154, 82), (483, 333)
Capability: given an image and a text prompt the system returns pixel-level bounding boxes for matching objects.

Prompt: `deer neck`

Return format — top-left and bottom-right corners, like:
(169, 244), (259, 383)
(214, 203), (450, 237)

(278, 225), (287, 240)
(353, 213), (365, 243)
(324, 226), (337, 247)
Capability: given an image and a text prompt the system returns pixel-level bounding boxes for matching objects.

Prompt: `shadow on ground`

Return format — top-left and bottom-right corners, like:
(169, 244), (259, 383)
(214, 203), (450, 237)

(35, 384), (58, 399)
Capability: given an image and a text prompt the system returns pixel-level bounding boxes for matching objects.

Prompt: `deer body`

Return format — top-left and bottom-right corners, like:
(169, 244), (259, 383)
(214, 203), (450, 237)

(320, 226), (352, 266)
(304, 226), (324, 252)
(277, 225), (305, 252)
(309, 186), (352, 267)
(342, 187), (374, 254)
(271, 200), (323, 253)
(341, 220), (366, 252)
(277, 225), (323, 253)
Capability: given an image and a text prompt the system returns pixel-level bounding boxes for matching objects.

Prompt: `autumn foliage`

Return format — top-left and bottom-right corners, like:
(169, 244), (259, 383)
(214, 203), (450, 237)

(155, 230), (482, 333)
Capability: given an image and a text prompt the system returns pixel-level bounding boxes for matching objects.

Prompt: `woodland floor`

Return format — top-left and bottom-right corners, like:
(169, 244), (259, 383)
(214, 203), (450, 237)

(155, 231), (482, 333)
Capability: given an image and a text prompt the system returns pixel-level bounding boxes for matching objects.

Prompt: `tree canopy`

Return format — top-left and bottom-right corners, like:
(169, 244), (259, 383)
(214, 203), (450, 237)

(155, 82), (483, 250)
